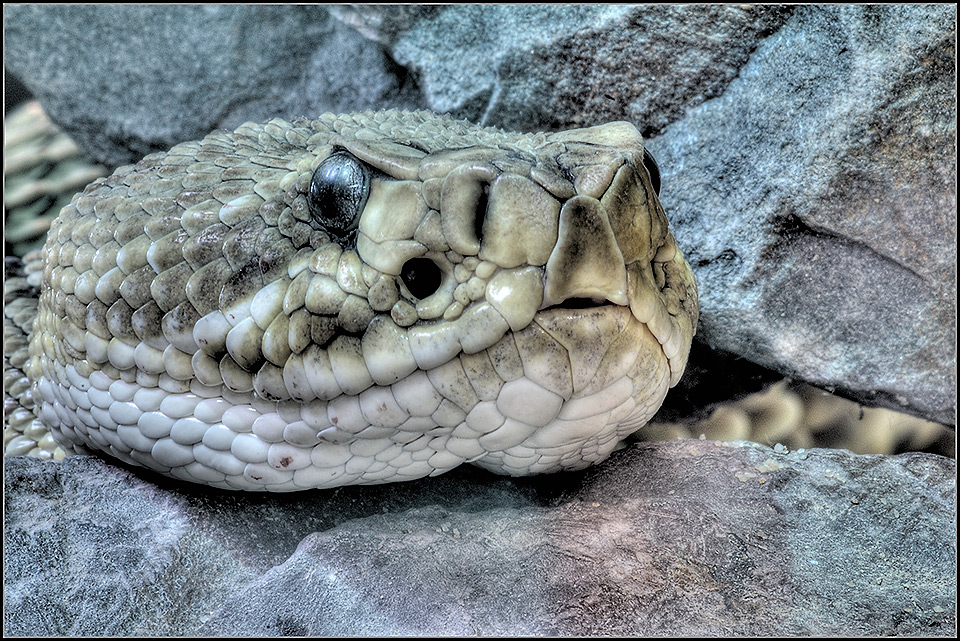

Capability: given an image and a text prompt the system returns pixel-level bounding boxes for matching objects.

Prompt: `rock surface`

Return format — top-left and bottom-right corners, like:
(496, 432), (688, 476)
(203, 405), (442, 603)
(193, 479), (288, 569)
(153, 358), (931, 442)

(3, 5), (795, 166)
(4, 441), (955, 636)
(2, 5), (423, 166)
(653, 5), (956, 426)
(4, 4), (954, 424)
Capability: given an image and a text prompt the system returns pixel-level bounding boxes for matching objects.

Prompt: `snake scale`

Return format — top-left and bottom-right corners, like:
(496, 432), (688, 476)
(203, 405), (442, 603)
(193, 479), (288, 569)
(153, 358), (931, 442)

(7, 110), (698, 491)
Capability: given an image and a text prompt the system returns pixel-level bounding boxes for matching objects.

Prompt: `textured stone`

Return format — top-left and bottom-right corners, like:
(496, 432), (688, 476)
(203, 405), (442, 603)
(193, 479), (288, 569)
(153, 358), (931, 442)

(4, 442), (955, 636)
(651, 5), (956, 424)
(2, 5), (422, 168)
(377, 4), (793, 133)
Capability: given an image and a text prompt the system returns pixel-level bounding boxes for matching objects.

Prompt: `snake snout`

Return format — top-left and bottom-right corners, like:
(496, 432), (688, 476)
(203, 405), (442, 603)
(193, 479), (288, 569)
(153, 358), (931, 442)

(540, 194), (630, 310)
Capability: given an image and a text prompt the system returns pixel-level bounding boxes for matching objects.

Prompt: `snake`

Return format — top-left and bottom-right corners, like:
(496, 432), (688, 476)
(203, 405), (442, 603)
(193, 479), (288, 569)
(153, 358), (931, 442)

(5, 110), (698, 491)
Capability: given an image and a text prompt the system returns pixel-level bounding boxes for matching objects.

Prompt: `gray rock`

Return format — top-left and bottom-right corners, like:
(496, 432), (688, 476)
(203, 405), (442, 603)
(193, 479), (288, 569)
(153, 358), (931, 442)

(4, 443), (955, 636)
(374, 4), (794, 133)
(2, 5), (423, 168)
(3, 5), (794, 160)
(4, 4), (953, 424)
(651, 4), (956, 425)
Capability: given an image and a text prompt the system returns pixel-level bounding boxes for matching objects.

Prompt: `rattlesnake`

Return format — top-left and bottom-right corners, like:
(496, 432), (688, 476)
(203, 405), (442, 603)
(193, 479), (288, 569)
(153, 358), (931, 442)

(5, 110), (698, 491)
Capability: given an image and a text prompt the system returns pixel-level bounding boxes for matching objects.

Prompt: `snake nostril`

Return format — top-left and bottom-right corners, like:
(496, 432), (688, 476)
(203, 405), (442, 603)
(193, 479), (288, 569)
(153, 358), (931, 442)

(399, 257), (443, 299)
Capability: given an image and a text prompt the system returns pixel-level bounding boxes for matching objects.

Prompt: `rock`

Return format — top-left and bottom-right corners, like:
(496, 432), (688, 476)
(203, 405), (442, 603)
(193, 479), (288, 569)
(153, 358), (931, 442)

(4, 5), (792, 162)
(652, 5), (957, 425)
(2, 5), (423, 168)
(4, 442), (955, 636)
(347, 4), (793, 132)
(4, 5), (953, 423)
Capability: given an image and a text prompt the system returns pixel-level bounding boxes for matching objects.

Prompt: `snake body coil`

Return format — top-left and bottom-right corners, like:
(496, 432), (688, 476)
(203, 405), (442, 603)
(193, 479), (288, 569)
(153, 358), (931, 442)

(25, 110), (698, 491)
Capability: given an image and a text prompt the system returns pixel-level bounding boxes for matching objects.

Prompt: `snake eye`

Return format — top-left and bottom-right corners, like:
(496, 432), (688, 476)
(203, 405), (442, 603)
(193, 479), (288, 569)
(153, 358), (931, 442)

(642, 148), (661, 197)
(308, 151), (369, 240)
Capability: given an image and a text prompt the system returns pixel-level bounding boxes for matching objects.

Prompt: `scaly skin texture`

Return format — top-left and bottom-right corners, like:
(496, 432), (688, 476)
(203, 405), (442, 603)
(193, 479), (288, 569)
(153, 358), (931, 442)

(24, 110), (697, 491)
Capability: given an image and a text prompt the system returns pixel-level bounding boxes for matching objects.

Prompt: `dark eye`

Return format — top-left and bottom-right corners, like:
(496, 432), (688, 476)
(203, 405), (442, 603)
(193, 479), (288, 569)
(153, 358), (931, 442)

(308, 151), (369, 240)
(642, 148), (661, 196)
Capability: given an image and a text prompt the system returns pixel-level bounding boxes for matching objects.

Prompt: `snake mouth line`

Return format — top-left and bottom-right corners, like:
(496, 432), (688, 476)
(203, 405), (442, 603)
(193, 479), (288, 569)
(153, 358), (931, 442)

(533, 303), (630, 326)
(538, 297), (623, 316)
(541, 297), (616, 311)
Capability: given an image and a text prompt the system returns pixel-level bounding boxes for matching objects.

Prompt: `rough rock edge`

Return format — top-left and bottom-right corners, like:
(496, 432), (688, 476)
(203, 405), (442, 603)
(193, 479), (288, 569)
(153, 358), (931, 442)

(4, 440), (955, 637)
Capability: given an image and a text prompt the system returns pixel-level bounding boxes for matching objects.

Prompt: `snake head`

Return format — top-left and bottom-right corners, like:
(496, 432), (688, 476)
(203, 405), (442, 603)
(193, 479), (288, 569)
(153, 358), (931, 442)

(32, 111), (698, 490)
(323, 118), (698, 387)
